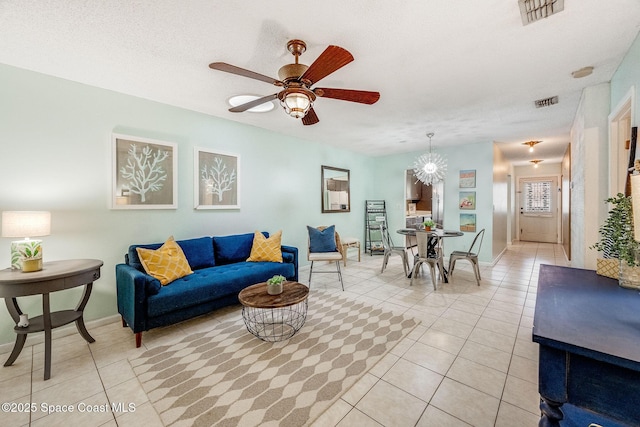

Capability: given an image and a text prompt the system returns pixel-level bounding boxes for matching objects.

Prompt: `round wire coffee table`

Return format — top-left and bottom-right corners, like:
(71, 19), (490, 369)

(238, 281), (309, 342)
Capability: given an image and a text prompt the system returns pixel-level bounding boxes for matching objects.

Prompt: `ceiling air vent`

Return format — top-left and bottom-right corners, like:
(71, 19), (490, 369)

(534, 96), (559, 108)
(519, 0), (564, 25)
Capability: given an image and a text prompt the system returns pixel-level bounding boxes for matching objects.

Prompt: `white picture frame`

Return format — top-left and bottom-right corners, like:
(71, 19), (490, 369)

(111, 134), (178, 209)
(194, 147), (240, 210)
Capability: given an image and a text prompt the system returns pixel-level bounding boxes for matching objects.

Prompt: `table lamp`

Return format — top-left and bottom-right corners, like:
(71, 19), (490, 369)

(1, 211), (51, 272)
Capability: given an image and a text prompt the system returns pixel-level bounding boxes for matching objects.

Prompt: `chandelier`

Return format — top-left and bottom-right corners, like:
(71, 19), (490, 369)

(413, 132), (447, 185)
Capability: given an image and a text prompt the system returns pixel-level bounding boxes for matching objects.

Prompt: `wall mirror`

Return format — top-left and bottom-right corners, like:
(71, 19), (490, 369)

(321, 165), (350, 213)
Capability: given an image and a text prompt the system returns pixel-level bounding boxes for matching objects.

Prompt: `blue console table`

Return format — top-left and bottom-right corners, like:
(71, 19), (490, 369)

(534, 265), (640, 427)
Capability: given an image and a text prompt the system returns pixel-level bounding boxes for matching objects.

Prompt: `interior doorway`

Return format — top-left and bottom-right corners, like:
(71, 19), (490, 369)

(518, 176), (559, 243)
(609, 88), (634, 196)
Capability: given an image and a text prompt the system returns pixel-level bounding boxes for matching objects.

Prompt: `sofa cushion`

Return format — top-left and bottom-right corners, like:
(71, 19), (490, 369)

(146, 261), (295, 317)
(136, 236), (193, 285)
(213, 232), (269, 265)
(247, 230), (282, 263)
(128, 236), (215, 271)
(174, 237), (215, 270)
(308, 225), (337, 252)
(282, 251), (294, 264)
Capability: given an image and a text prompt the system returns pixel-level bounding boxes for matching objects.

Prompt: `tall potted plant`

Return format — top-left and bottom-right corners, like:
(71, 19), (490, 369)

(591, 193), (640, 289)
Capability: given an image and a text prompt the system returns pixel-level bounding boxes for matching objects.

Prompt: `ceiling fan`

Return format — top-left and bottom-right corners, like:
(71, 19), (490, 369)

(209, 39), (380, 125)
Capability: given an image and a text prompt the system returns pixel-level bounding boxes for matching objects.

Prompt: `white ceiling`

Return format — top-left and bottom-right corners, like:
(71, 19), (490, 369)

(1, 1), (639, 164)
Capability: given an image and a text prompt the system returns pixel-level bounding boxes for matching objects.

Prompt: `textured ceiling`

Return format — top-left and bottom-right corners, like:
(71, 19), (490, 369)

(1, 1), (639, 164)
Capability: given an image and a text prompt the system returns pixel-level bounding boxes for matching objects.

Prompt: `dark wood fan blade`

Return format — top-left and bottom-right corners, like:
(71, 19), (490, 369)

(299, 46), (354, 85)
(314, 88), (380, 104)
(209, 62), (283, 86)
(302, 108), (319, 125)
(229, 93), (279, 112)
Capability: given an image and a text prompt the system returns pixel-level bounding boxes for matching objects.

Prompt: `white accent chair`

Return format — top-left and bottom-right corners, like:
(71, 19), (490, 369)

(307, 226), (344, 290)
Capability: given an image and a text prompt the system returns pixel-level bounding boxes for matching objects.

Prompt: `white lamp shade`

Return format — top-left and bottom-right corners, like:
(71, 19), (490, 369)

(281, 92), (312, 118)
(2, 211), (51, 238)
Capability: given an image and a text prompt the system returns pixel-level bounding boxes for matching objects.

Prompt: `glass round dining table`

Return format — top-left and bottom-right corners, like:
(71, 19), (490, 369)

(396, 228), (464, 282)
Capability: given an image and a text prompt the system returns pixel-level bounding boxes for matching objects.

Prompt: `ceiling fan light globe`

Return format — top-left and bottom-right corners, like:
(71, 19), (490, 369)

(281, 92), (312, 118)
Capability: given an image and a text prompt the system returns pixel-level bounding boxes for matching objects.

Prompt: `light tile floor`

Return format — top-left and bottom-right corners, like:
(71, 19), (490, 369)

(0, 241), (567, 426)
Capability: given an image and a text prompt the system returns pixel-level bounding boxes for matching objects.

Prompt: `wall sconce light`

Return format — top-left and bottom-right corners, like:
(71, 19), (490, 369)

(530, 159), (544, 168)
(523, 140), (541, 153)
(1, 211), (51, 272)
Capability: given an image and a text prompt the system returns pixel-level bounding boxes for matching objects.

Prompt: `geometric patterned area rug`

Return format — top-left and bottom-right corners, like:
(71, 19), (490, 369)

(129, 291), (419, 427)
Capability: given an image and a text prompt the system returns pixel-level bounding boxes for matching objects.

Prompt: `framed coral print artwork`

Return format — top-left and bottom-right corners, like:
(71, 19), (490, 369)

(459, 192), (476, 210)
(194, 147), (240, 209)
(459, 169), (476, 188)
(112, 134), (177, 209)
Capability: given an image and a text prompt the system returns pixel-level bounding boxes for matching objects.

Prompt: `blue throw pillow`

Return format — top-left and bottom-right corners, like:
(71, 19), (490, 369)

(308, 225), (337, 253)
(213, 232), (269, 265)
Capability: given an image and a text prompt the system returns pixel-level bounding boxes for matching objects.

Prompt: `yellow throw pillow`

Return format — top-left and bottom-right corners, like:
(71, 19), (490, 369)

(136, 236), (193, 285)
(247, 230), (283, 263)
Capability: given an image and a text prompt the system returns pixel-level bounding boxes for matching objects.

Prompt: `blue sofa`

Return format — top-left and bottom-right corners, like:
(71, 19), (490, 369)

(116, 232), (298, 347)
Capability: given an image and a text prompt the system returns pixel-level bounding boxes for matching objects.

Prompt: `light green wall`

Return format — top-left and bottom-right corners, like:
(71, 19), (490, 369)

(571, 83), (611, 269)
(492, 144), (509, 258)
(0, 64), (376, 345)
(611, 31), (640, 124)
(372, 141), (496, 260)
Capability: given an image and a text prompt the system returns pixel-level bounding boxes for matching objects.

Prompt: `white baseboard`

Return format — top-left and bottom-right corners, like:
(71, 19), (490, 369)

(0, 314), (121, 355)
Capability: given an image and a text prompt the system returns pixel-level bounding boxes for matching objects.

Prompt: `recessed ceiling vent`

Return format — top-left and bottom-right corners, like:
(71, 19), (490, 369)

(519, 0), (564, 25)
(534, 96), (559, 108)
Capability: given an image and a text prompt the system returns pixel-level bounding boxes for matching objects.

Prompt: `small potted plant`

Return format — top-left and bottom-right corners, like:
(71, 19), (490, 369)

(423, 219), (435, 231)
(266, 275), (286, 295)
(17, 241), (43, 272)
(591, 193), (640, 288)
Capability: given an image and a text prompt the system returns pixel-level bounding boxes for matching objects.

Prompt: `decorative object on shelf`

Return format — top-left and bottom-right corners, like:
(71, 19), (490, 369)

(1, 211), (51, 272)
(530, 159), (544, 168)
(413, 132), (447, 186)
(591, 193), (640, 288)
(18, 313), (29, 328)
(112, 134), (177, 209)
(522, 140), (541, 152)
(266, 275), (286, 295)
(459, 169), (476, 188)
(423, 219), (435, 231)
(459, 191), (476, 210)
(194, 147), (240, 209)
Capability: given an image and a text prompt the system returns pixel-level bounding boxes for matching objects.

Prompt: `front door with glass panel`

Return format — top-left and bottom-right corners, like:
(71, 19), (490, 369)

(518, 177), (558, 243)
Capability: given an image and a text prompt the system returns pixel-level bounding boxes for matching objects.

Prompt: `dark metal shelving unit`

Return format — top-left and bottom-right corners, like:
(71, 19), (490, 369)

(365, 200), (387, 255)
